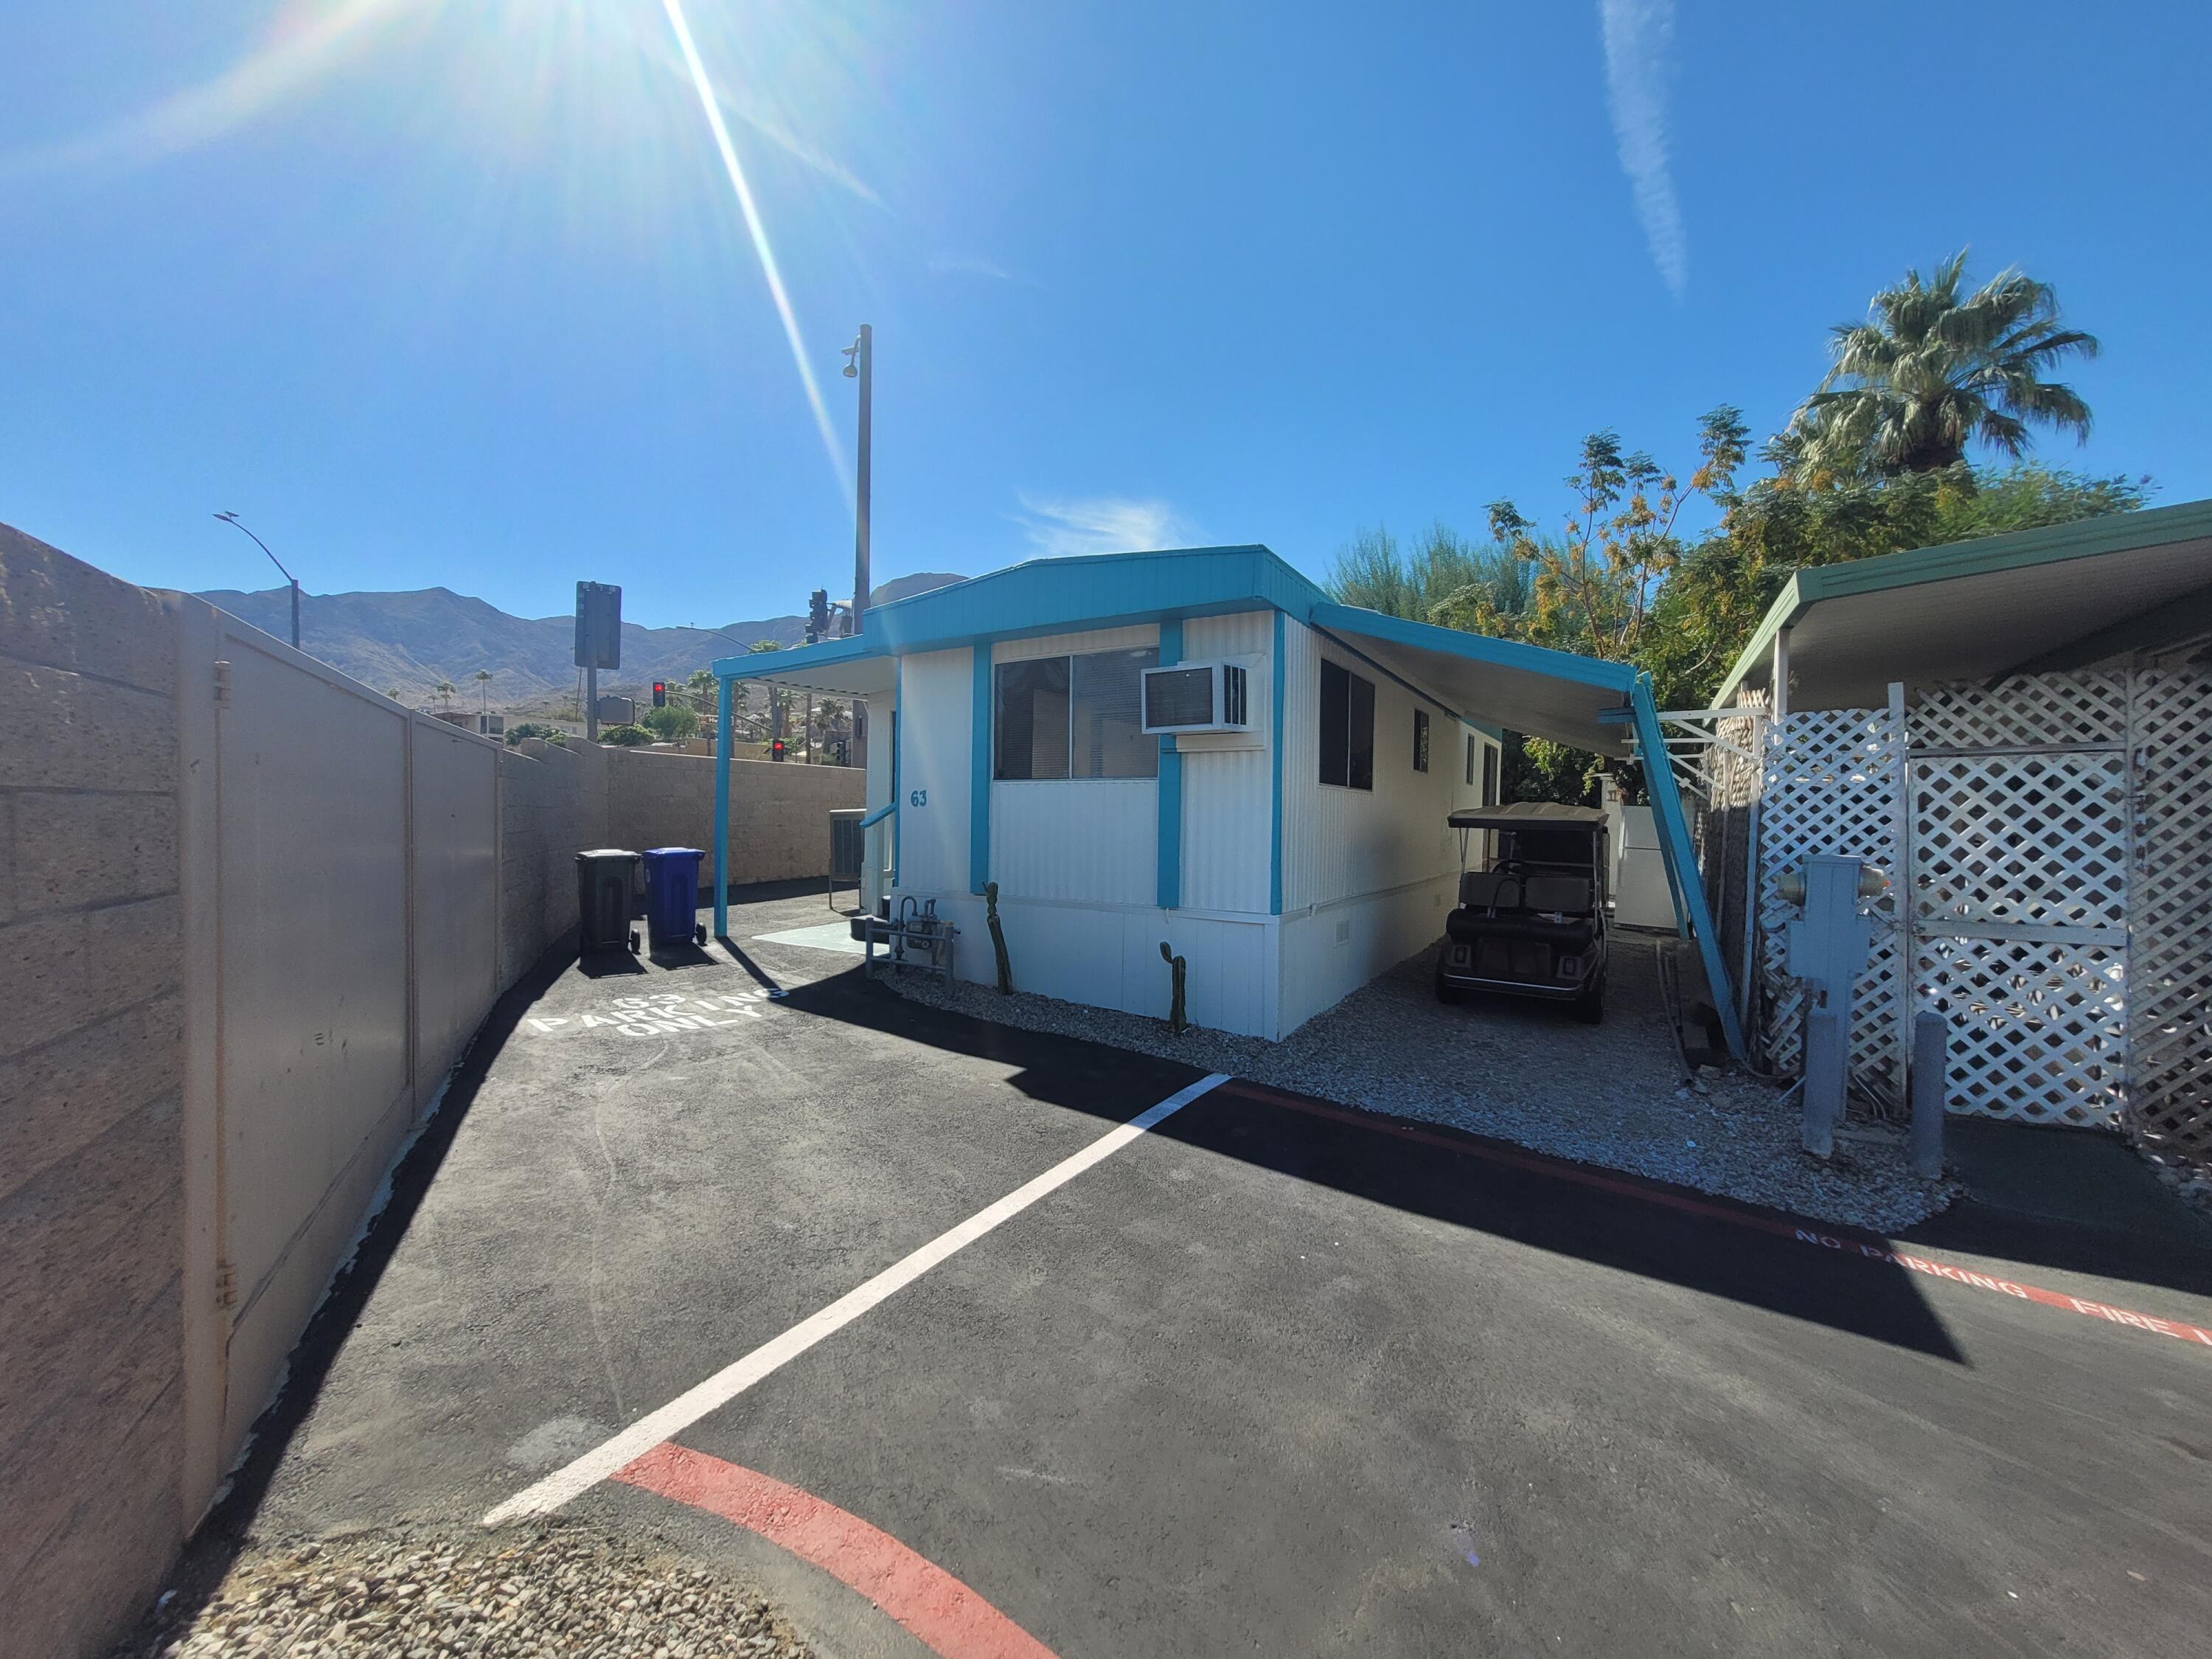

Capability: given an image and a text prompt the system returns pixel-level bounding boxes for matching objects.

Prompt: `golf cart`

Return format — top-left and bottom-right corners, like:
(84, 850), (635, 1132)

(1435, 801), (1610, 1022)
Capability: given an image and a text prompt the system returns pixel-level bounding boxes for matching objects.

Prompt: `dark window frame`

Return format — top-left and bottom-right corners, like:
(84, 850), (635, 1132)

(1317, 658), (1375, 791)
(1413, 709), (1430, 773)
(994, 647), (1158, 782)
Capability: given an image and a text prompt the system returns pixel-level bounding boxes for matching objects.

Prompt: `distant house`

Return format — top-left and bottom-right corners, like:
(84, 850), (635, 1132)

(712, 545), (1739, 1046)
(429, 709), (504, 737)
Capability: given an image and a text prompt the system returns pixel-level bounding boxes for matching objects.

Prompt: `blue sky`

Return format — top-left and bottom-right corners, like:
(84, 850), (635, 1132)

(2, 1), (2205, 628)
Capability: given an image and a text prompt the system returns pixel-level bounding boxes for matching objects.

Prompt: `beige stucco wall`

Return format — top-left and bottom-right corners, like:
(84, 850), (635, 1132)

(0, 525), (187, 1659)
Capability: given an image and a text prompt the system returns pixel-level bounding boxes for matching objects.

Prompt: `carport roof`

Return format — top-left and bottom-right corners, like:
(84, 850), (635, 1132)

(714, 546), (1642, 755)
(1714, 497), (2212, 711)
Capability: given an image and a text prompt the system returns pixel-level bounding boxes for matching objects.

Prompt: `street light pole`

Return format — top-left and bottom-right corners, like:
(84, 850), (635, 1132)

(214, 511), (300, 650)
(841, 324), (872, 771)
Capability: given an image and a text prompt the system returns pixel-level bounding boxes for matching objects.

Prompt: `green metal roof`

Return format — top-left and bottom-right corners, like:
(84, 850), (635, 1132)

(1715, 496), (2212, 709)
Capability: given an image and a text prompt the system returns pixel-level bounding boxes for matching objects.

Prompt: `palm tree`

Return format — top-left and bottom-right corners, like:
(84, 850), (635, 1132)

(473, 668), (493, 714)
(435, 680), (455, 710)
(1790, 251), (2098, 477)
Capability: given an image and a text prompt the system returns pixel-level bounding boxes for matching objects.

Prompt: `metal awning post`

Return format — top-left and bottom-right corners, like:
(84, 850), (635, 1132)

(713, 674), (732, 940)
(1631, 675), (1747, 1061)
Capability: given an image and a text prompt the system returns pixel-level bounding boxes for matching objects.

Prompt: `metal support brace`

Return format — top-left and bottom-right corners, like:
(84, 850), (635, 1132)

(713, 674), (732, 940)
(1631, 675), (1747, 1061)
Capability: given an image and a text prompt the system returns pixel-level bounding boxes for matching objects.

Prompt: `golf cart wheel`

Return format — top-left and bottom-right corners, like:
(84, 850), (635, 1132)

(1573, 975), (1606, 1024)
(1433, 974), (1464, 1006)
(695, 923), (708, 946)
(628, 930), (641, 953)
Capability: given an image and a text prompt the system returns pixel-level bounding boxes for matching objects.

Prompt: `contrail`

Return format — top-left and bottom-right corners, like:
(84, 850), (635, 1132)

(1598, 0), (1687, 299)
(661, 0), (849, 491)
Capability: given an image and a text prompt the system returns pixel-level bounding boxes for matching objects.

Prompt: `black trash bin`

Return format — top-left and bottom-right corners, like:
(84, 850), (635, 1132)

(575, 849), (641, 955)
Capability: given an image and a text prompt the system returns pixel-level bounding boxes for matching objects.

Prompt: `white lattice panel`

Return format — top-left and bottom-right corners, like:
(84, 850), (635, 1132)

(1755, 669), (2208, 1149)
(1756, 706), (1903, 1104)
(2126, 670), (2212, 1168)
(1910, 752), (2129, 930)
(1911, 672), (2129, 751)
(1913, 938), (2126, 1126)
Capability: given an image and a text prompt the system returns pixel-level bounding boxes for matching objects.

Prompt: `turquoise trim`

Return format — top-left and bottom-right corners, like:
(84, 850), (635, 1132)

(714, 545), (1323, 679)
(859, 802), (896, 830)
(1631, 675), (1746, 1061)
(1156, 618), (1183, 909)
(1269, 609), (1284, 915)
(970, 645), (991, 894)
(891, 658), (902, 887)
(1306, 601), (1639, 693)
(713, 675), (732, 939)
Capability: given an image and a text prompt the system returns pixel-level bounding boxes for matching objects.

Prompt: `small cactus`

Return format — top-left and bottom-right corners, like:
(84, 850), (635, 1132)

(984, 881), (1012, 995)
(1159, 940), (1188, 1036)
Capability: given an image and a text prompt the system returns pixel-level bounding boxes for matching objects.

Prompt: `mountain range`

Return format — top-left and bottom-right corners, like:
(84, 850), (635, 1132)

(193, 571), (965, 708)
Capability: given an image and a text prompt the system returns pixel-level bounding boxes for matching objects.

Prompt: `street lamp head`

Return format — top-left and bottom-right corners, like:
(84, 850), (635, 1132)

(214, 510), (239, 523)
(841, 336), (861, 378)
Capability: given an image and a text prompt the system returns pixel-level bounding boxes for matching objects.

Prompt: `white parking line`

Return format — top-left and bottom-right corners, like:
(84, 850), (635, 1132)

(483, 1071), (1234, 1526)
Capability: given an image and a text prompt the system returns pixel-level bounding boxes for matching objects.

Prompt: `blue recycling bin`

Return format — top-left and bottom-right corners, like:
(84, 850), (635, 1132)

(639, 846), (705, 947)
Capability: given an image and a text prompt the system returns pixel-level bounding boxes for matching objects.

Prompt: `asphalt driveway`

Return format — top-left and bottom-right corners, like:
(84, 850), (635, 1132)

(194, 885), (2212, 1658)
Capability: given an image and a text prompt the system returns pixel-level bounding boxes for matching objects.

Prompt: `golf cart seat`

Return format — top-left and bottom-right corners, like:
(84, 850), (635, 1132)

(1444, 872), (1599, 950)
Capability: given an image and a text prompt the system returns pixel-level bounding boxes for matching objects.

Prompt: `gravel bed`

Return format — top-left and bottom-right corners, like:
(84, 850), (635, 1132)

(114, 1523), (813, 1659)
(884, 939), (1952, 1234)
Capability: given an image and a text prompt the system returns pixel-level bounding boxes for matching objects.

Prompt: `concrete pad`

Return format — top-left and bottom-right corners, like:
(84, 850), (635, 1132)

(752, 920), (870, 958)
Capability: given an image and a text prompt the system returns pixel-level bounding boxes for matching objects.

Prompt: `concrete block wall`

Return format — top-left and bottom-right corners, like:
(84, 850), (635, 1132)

(496, 738), (586, 986)
(599, 748), (863, 890)
(0, 526), (868, 1657)
(0, 525), (187, 1659)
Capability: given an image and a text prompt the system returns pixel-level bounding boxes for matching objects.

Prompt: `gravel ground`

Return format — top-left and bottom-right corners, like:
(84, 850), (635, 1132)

(112, 1524), (813, 1659)
(884, 939), (1952, 1234)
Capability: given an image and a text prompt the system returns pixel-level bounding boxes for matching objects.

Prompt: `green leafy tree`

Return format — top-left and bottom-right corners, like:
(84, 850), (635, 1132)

(641, 703), (700, 740)
(1448, 409), (1743, 662)
(686, 667), (717, 720)
(505, 722), (568, 748)
(1641, 462), (2152, 707)
(1328, 523), (1530, 625)
(600, 723), (653, 747)
(1791, 251), (2098, 478)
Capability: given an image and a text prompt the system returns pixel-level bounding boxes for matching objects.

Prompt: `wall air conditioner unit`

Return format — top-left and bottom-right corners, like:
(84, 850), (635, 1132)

(1142, 658), (1252, 735)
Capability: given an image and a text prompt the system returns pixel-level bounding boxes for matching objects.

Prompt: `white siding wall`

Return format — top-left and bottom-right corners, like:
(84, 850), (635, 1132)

(987, 625), (1160, 905)
(1178, 609), (1274, 915)
(1275, 616), (1498, 1033)
(890, 647), (973, 898)
(991, 782), (1155, 902)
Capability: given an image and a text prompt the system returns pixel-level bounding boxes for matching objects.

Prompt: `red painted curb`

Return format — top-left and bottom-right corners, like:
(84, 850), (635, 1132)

(615, 1442), (1061, 1659)
(1217, 1079), (2212, 1352)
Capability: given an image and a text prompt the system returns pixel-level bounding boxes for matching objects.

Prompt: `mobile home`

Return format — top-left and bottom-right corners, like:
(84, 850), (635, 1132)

(712, 546), (1738, 1046)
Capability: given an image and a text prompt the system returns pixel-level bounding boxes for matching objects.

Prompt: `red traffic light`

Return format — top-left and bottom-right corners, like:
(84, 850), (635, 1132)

(771, 737), (787, 761)
(652, 681), (667, 707)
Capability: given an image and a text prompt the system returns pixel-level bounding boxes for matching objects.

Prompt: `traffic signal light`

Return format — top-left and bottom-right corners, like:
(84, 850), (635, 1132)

(770, 737), (787, 761)
(807, 588), (830, 644)
(652, 681), (667, 708)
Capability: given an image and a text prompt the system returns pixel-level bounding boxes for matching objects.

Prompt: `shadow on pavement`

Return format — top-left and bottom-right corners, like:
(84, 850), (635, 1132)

(771, 961), (1972, 1363)
(1896, 1118), (2212, 1302)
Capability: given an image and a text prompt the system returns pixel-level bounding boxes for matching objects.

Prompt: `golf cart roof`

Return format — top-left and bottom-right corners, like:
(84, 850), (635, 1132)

(1447, 801), (1609, 832)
